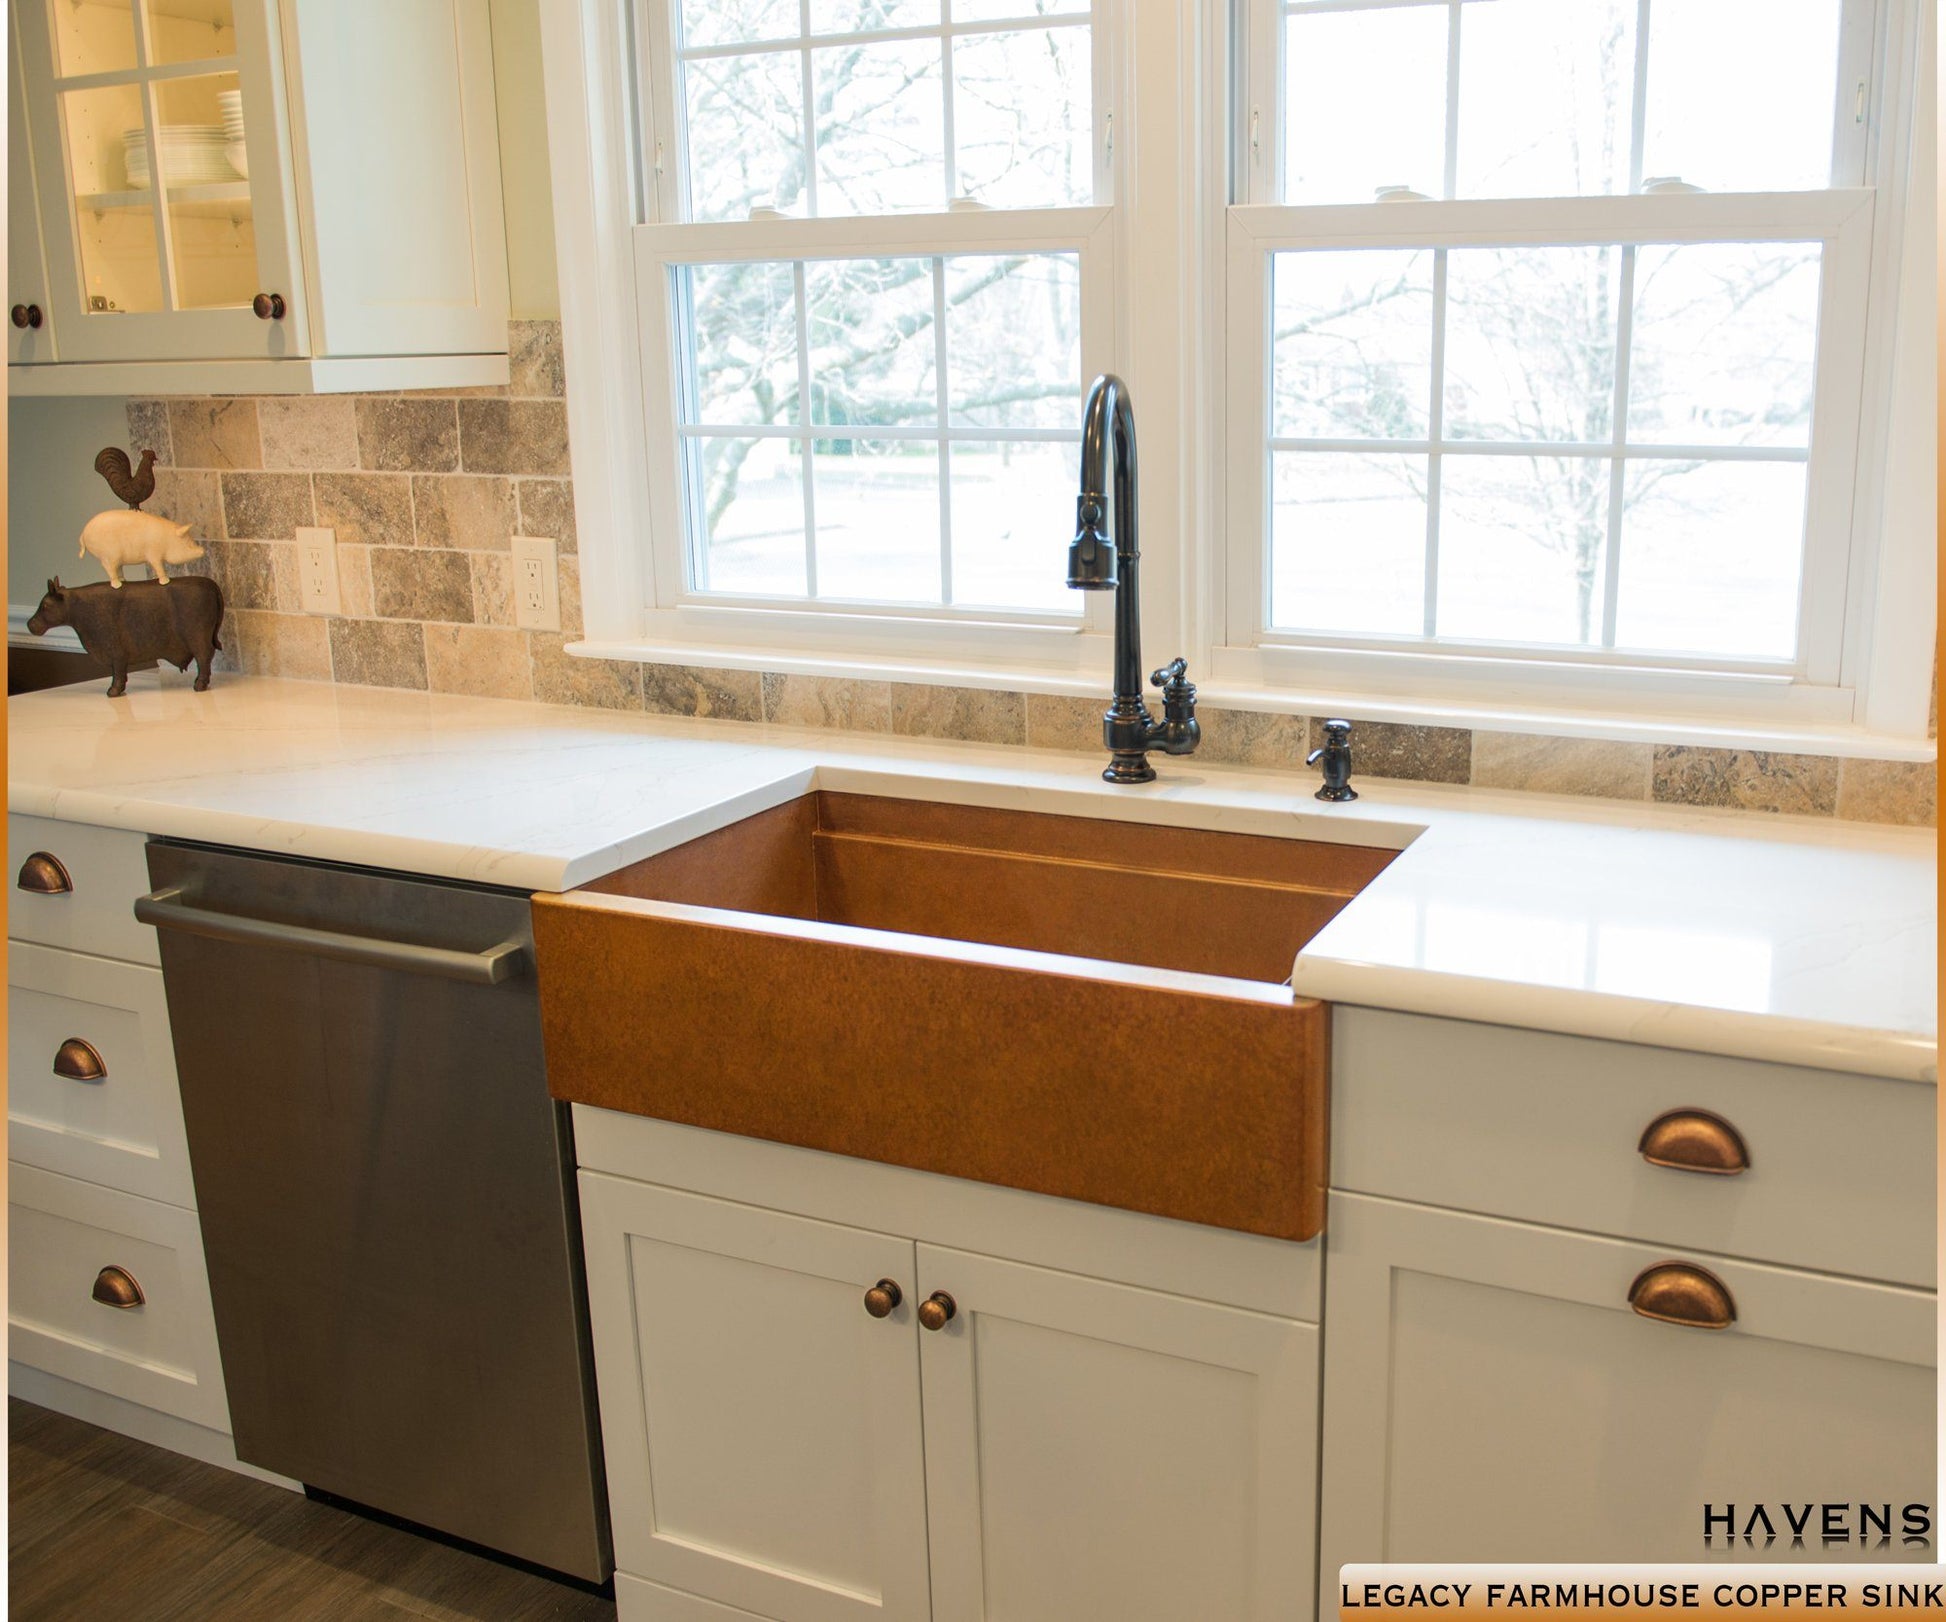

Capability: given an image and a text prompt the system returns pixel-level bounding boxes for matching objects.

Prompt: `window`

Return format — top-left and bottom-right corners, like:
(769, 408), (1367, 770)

(631, 0), (1117, 665)
(570, 0), (1929, 739)
(1220, 0), (1910, 723)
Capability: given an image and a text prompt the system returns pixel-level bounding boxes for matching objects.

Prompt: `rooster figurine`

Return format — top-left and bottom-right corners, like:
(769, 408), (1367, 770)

(94, 445), (157, 510)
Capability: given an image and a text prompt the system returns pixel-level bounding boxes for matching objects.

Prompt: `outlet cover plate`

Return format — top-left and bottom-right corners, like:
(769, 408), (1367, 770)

(512, 535), (560, 631)
(296, 526), (340, 615)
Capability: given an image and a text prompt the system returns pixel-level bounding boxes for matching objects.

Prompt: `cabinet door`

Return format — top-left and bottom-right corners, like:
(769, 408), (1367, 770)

(9, 24), (57, 362)
(1319, 1191), (1936, 1606)
(916, 1244), (1318, 1622)
(13, 0), (308, 363)
(281, 0), (506, 358)
(578, 1172), (933, 1622)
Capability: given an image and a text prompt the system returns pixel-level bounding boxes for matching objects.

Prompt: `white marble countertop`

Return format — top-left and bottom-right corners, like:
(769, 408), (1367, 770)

(9, 672), (1935, 1083)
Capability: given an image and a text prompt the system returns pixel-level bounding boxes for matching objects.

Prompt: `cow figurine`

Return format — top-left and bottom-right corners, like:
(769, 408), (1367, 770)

(26, 575), (225, 697)
(78, 509), (206, 587)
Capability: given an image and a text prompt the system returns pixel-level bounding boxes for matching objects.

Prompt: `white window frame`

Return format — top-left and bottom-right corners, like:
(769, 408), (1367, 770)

(1216, 190), (1875, 726)
(1207, 0), (1936, 740)
(634, 210), (1119, 671)
(618, 0), (1125, 681)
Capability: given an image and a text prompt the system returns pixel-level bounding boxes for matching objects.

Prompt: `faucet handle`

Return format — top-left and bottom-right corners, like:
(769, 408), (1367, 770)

(1149, 657), (1196, 725)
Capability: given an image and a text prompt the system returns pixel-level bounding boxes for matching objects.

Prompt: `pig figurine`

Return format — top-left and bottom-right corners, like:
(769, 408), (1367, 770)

(78, 508), (205, 587)
(27, 575), (225, 697)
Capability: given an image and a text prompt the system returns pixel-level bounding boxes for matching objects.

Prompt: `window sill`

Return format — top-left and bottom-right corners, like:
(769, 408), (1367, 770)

(564, 638), (1937, 762)
(1191, 682), (1938, 763)
(568, 637), (1112, 700)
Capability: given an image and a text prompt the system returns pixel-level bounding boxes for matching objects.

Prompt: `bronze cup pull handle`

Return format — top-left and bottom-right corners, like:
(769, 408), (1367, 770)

(17, 851), (73, 895)
(863, 1279), (903, 1319)
(1627, 1262), (1736, 1330)
(917, 1291), (957, 1332)
(92, 1265), (144, 1309)
(53, 1038), (107, 1082)
(1638, 1108), (1749, 1175)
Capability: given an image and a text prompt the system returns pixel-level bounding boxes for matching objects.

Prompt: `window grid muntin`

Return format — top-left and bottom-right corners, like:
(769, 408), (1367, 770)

(1274, 0), (1851, 206)
(673, 4), (1096, 222)
(673, 253), (1084, 612)
(1265, 235), (1823, 661)
(646, 0), (1104, 621)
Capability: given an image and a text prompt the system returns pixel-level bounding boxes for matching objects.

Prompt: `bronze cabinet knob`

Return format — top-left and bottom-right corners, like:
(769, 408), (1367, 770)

(863, 1279), (903, 1319)
(1627, 1262), (1736, 1330)
(252, 292), (286, 320)
(16, 851), (72, 895)
(917, 1291), (957, 1332)
(1638, 1108), (1749, 1175)
(53, 1038), (107, 1082)
(11, 303), (42, 329)
(92, 1265), (144, 1309)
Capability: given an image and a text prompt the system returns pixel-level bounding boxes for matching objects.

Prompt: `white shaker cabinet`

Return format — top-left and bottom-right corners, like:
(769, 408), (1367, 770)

(916, 1243), (1316, 1622)
(578, 1139), (1320, 1622)
(578, 1172), (934, 1622)
(9, 0), (507, 394)
(1317, 1192), (1937, 1596)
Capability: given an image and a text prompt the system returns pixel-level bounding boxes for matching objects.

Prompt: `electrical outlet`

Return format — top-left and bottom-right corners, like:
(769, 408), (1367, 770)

(512, 535), (560, 631)
(296, 527), (341, 615)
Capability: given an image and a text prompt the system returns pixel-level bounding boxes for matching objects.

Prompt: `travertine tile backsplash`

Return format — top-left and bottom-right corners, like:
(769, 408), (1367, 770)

(129, 320), (584, 702)
(120, 320), (1934, 830)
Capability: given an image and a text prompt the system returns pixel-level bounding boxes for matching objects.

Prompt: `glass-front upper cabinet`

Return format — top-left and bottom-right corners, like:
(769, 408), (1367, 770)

(12, 0), (307, 364)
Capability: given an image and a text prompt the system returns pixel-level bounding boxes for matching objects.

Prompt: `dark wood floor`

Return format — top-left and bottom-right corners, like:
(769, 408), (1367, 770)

(8, 1400), (616, 1621)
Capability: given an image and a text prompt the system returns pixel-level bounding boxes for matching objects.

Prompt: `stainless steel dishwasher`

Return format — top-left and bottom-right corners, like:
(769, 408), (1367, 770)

(139, 840), (611, 1584)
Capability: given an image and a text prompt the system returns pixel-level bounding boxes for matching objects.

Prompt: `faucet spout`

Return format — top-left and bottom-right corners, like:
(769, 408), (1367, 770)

(1069, 375), (1200, 785)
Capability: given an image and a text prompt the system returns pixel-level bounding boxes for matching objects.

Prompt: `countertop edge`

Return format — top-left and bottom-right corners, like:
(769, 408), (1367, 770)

(17, 765), (828, 896)
(19, 785), (583, 893)
(1293, 963), (1939, 1085)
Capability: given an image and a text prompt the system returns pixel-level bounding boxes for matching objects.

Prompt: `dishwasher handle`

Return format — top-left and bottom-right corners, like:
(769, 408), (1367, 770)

(135, 888), (528, 985)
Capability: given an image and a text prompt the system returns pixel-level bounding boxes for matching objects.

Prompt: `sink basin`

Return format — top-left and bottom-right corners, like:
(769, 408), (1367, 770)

(533, 792), (1396, 1240)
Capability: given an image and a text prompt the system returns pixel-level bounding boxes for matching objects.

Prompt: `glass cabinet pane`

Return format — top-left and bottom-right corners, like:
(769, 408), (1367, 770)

(146, 0), (238, 66)
(54, 0), (139, 78)
(60, 82), (166, 313)
(155, 70), (256, 309)
(43, 0), (262, 322)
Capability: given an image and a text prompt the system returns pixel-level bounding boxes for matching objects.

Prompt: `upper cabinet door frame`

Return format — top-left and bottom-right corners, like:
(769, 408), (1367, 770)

(8, 19), (57, 362)
(278, 0), (507, 359)
(13, 0), (310, 364)
(915, 1242), (1318, 1622)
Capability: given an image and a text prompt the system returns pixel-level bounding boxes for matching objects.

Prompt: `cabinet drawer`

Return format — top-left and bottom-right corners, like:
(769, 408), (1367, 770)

(9, 942), (195, 1208)
(8, 1162), (229, 1433)
(8, 815), (158, 966)
(1331, 1010), (1936, 1287)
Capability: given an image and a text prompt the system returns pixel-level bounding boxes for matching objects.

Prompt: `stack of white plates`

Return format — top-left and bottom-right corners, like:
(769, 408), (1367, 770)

(122, 124), (241, 189)
(216, 90), (248, 178)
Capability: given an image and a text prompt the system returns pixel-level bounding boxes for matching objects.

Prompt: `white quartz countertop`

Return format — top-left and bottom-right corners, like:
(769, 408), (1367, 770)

(9, 672), (1935, 1083)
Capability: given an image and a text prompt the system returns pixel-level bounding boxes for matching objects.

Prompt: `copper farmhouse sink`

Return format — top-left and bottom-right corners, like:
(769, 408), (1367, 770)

(532, 793), (1395, 1240)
